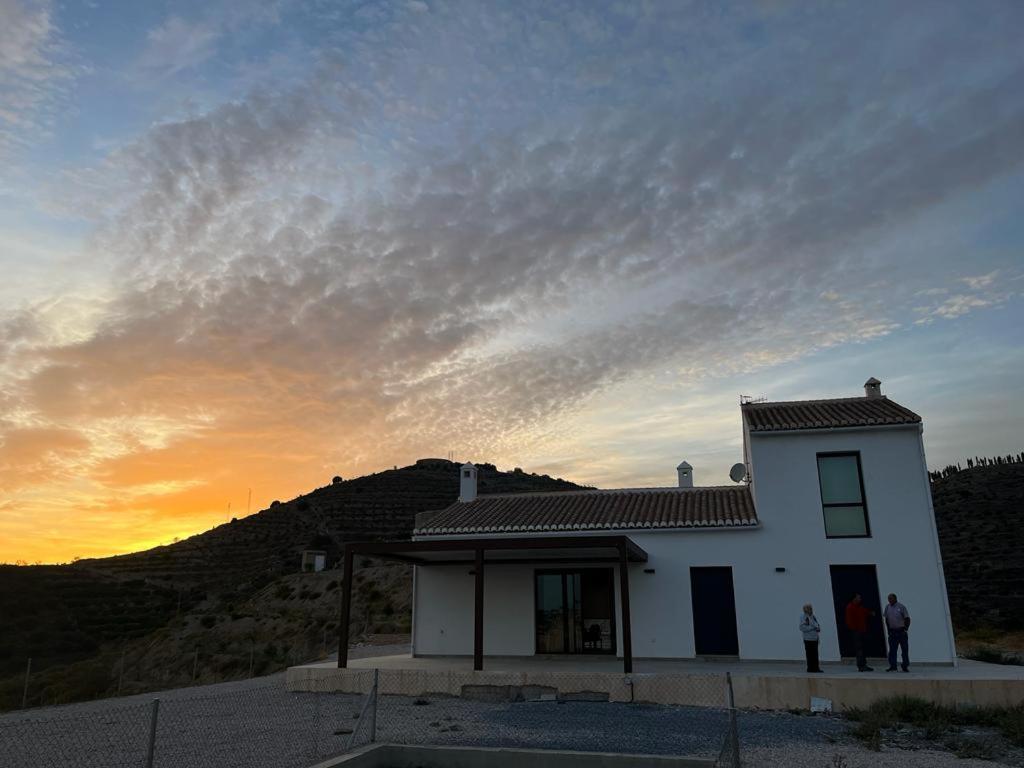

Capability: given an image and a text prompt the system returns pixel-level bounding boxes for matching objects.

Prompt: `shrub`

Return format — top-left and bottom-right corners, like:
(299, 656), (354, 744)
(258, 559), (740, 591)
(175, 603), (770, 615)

(274, 585), (294, 600)
(964, 647), (1023, 666)
(847, 696), (1024, 750)
(199, 615), (217, 629)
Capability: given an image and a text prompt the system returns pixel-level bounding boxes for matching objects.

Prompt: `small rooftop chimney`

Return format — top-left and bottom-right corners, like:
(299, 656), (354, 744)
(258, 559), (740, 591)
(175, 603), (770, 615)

(677, 460), (693, 489)
(459, 462), (478, 502)
(864, 377), (882, 398)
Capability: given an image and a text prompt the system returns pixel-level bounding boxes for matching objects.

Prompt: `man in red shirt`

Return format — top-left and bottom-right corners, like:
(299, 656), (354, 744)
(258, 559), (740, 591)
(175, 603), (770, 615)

(845, 593), (874, 671)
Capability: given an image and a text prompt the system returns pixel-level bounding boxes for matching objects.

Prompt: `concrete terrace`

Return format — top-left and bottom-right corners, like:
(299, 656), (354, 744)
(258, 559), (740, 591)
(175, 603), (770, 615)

(288, 652), (1024, 711)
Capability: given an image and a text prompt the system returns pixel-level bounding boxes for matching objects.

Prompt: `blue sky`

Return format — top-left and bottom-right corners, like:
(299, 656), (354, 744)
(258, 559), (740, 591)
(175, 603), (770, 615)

(0, 0), (1022, 561)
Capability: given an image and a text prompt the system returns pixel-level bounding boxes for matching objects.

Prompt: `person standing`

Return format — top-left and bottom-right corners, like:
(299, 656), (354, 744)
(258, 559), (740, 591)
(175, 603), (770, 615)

(800, 604), (823, 673)
(845, 593), (874, 671)
(883, 593), (911, 672)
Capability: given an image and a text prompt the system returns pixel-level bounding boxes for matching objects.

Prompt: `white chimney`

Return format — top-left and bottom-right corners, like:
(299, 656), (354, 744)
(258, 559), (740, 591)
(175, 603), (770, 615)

(864, 377), (882, 398)
(677, 461), (693, 489)
(459, 462), (478, 502)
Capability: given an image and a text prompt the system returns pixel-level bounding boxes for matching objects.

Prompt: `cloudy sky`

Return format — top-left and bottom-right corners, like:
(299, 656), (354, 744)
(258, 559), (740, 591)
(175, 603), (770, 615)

(1, 0), (1022, 563)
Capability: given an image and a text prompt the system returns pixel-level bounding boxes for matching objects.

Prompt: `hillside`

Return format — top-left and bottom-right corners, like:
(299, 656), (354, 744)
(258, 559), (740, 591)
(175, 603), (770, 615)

(0, 565), (187, 679)
(75, 459), (583, 588)
(932, 462), (1024, 629)
(1, 459), (585, 709)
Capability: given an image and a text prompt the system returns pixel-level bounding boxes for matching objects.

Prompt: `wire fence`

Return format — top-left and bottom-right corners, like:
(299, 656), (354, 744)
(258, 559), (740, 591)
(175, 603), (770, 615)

(343, 669), (743, 767)
(0, 677), (363, 768)
(6, 631), (341, 712)
(1, 669), (743, 767)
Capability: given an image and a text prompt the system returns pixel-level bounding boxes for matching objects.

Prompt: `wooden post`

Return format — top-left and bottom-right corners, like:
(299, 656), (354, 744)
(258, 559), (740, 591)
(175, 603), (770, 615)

(338, 546), (354, 668)
(473, 548), (484, 671)
(618, 546), (633, 674)
(192, 647), (199, 683)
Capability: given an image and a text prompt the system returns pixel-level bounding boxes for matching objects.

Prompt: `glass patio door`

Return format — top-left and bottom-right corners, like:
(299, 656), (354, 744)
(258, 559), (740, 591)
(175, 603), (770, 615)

(534, 569), (615, 654)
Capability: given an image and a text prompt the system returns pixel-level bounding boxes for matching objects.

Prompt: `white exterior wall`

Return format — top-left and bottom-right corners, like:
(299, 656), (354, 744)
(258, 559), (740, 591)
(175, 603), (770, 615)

(412, 424), (956, 664)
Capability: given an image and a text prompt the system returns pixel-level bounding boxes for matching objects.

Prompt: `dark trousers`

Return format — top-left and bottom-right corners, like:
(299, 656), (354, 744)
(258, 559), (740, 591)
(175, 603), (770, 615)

(803, 640), (821, 672)
(853, 631), (868, 669)
(888, 628), (909, 670)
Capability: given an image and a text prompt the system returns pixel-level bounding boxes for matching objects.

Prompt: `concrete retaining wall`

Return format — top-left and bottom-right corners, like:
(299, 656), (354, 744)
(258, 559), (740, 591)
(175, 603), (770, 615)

(731, 674), (1024, 710)
(287, 665), (1024, 711)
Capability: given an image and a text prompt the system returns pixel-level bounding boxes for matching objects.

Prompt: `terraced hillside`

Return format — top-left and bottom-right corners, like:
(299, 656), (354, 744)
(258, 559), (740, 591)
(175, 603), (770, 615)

(933, 462), (1024, 629)
(1, 460), (584, 709)
(0, 565), (183, 679)
(76, 459), (584, 588)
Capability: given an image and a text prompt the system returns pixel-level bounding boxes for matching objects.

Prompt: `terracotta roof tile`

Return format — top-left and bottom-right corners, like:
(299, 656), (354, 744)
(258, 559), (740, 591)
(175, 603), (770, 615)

(742, 396), (920, 432)
(414, 486), (757, 536)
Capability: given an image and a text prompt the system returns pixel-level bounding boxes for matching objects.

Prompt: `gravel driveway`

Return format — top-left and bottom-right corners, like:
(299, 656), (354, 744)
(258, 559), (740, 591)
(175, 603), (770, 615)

(2, 646), (1016, 768)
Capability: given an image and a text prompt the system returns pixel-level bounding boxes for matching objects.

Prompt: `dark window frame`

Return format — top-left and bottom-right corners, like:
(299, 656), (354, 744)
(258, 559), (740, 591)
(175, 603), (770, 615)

(816, 451), (871, 539)
(533, 567), (617, 655)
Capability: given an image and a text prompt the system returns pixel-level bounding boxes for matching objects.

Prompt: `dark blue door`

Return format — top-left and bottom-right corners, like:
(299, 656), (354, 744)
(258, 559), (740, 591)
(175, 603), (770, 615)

(690, 567), (739, 656)
(829, 564), (886, 658)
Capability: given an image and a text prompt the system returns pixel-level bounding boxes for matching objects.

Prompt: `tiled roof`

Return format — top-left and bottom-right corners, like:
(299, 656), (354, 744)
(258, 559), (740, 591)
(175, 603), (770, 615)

(742, 396), (921, 432)
(414, 486), (758, 536)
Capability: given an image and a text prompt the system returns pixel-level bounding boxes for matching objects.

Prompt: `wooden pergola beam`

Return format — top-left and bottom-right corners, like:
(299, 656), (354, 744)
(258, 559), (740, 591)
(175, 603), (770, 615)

(473, 548), (484, 671)
(618, 543), (633, 674)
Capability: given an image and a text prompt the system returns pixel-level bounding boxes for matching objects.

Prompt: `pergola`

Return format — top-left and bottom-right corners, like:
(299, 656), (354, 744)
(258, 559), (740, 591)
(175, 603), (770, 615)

(337, 535), (649, 673)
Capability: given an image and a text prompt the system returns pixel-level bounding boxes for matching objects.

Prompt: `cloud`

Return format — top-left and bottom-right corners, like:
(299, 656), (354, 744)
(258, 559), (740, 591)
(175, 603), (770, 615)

(135, 16), (221, 77)
(913, 271), (1018, 324)
(0, 426), (90, 489)
(4, 0), (1024, 560)
(962, 271), (999, 290)
(0, 0), (73, 160)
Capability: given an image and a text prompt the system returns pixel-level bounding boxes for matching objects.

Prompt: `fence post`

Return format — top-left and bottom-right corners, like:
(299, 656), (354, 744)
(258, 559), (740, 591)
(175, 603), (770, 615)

(346, 671), (376, 752)
(21, 657), (31, 709)
(192, 647), (199, 684)
(725, 672), (741, 768)
(117, 643), (126, 696)
(369, 668), (379, 743)
(144, 698), (160, 768)
(249, 641), (255, 678)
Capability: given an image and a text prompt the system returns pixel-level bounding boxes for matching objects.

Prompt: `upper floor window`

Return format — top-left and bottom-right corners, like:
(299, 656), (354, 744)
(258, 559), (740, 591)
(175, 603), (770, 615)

(817, 452), (870, 538)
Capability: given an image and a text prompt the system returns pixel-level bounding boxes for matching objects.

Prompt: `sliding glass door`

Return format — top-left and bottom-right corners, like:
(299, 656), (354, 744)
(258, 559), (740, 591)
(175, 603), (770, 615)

(534, 569), (615, 655)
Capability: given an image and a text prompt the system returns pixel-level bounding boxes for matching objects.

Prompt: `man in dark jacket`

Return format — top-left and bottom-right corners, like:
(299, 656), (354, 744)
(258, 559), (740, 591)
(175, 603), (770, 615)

(845, 593), (874, 671)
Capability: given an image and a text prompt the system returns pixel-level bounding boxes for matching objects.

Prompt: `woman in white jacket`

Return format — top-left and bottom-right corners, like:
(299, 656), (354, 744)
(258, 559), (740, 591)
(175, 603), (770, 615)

(800, 604), (823, 673)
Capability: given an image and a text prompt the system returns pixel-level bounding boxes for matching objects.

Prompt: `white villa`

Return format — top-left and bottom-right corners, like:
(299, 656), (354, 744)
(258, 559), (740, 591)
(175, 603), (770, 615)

(337, 377), (956, 672)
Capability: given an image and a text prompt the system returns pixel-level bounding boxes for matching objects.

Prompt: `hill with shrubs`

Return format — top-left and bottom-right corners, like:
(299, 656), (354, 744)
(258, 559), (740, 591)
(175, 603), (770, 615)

(932, 459), (1024, 630)
(75, 458), (581, 589)
(0, 459), (583, 709)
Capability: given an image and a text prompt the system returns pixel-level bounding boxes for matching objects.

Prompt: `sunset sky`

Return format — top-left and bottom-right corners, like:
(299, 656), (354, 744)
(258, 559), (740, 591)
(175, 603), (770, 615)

(1, 0), (1022, 564)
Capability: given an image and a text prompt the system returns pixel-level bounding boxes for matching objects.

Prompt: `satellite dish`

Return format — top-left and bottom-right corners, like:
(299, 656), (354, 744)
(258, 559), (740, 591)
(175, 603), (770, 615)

(729, 463), (747, 483)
